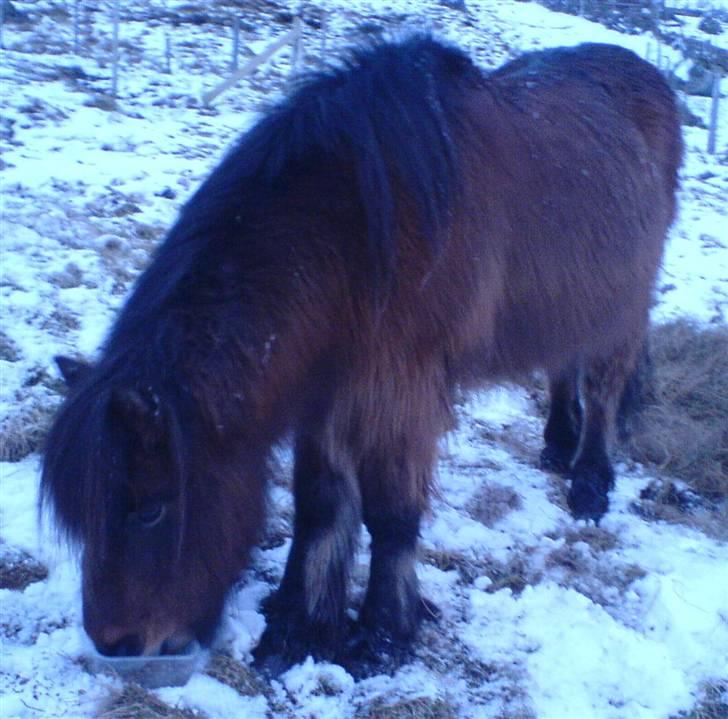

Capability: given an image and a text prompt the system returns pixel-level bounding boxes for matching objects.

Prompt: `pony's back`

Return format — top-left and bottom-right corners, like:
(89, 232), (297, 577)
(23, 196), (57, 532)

(438, 43), (682, 379)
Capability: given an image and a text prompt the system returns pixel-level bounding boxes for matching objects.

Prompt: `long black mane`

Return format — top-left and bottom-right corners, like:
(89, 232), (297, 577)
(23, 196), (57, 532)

(41, 34), (476, 546)
(110, 35), (474, 343)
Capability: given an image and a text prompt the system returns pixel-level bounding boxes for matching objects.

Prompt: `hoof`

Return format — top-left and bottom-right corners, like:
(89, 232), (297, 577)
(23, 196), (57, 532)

(252, 596), (340, 677)
(340, 597), (439, 679)
(252, 627), (339, 677)
(567, 462), (614, 522)
(341, 624), (416, 679)
(539, 443), (573, 475)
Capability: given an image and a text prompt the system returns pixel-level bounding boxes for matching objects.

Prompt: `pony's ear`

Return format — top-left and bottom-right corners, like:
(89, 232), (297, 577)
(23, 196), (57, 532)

(55, 355), (93, 388)
(111, 388), (164, 448)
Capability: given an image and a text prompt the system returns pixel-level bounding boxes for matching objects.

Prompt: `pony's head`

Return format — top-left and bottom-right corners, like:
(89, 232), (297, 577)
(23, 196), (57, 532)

(41, 357), (266, 656)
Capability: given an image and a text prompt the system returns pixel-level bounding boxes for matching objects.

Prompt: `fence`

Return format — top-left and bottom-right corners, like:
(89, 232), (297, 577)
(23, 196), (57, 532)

(0, 1), (722, 152)
(202, 17), (303, 107)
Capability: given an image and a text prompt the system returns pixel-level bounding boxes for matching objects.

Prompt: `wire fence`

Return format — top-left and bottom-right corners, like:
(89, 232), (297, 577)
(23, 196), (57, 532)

(0, 0), (722, 152)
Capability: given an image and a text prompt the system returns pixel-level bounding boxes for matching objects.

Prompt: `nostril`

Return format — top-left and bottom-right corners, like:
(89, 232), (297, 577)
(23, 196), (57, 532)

(99, 634), (144, 657)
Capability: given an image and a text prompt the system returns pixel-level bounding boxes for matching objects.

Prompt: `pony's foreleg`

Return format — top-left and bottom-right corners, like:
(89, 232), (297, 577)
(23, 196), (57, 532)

(347, 446), (439, 670)
(253, 434), (360, 674)
(540, 363), (582, 474)
(568, 339), (642, 521)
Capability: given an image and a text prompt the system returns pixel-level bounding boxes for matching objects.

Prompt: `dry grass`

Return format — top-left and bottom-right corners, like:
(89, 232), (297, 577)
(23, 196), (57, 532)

(98, 685), (200, 719)
(625, 321), (728, 536)
(0, 544), (48, 591)
(483, 555), (542, 596)
(670, 680), (728, 719)
(545, 542), (646, 598)
(467, 481), (523, 527)
(630, 320), (728, 503)
(0, 401), (57, 462)
(204, 653), (268, 697)
(0, 363), (67, 462)
(561, 526), (619, 553)
(422, 547), (483, 584)
(422, 547), (541, 595)
(0, 330), (21, 362)
(355, 695), (458, 719)
(48, 262), (84, 289)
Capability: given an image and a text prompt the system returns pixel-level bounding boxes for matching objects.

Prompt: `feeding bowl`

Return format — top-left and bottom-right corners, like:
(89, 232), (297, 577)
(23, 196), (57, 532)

(88, 641), (204, 688)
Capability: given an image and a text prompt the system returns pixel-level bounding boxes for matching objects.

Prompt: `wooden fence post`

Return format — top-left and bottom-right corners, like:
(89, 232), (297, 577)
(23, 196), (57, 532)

(321, 10), (327, 54)
(73, 0), (81, 54)
(231, 15), (240, 72)
(290, 16), (303, 76)
(165, 31), (172, 74)
(708, 72), (721, 155)
(111, 0), (120, 97)
(162, 0), (172, 74)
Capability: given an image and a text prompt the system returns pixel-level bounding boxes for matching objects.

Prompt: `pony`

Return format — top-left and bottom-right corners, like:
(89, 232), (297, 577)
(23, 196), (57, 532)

(42, 36), (682, 673)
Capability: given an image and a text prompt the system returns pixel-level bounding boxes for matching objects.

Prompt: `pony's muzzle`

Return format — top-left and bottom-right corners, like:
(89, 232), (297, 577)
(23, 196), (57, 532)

(96, 633), (144, 658)
(89, 622), (194, 658)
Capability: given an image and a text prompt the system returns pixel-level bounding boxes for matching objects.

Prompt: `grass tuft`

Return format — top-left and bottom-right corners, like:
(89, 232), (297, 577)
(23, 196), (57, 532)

(99, 684), (200, 718)
(483, 556), (541, 596)
(204, 653), (268, 697)
(355, 695), (458, 719)
(0, 402), (57, 462)
(467, 482), (523, 527)
(0, 330), (22, 362)
(670, 679), (728, 719)
(0, 544), (48, 590)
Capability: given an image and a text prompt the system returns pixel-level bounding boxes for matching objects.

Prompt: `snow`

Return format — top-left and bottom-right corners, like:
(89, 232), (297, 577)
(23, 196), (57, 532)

(158, 675), (269, 719)
(463, 532), (728, 719)
(1, 0), (727, 717)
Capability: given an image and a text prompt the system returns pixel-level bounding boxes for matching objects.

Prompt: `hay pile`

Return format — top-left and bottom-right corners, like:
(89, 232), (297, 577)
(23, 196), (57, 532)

(632, 320), (727, 503)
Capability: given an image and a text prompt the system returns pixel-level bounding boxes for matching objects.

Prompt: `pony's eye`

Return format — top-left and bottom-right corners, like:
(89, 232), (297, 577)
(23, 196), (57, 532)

(136, 503), (166, 528)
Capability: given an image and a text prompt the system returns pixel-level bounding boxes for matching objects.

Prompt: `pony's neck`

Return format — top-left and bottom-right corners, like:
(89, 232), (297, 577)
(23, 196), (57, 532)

(174, 258), (342, 445)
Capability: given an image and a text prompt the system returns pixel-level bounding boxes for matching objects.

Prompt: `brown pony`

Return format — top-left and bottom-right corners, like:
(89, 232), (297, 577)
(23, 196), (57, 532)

(42, 36), (681, 674)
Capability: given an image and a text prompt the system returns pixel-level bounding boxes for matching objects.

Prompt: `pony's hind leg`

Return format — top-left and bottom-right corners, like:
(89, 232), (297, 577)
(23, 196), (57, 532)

(253, 434), (360, 675)
(540, 364), (582, 474)
(567, 340), (641, 521)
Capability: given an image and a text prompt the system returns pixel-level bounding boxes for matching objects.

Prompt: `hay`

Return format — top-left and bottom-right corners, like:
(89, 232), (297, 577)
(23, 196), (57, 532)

(0, 330), (21, 362)
(467, 481), (523, 527)
(0, 402), (57, 462)
(670, 680), (728, 719)
(99, 684), (199, 719)
(631, 320), (728, 503)
(355, 695), (458, 719)
(0, 544), (48, 590)
(421, 547), (483, 584)
(204, 653), (268, 697)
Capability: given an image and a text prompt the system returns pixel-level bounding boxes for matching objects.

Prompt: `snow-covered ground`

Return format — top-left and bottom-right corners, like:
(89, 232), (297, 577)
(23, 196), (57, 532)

(1, 1), (727, 717)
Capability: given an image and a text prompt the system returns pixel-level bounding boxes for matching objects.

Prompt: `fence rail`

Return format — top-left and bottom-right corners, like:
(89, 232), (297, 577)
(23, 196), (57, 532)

(201, 18), (303, 106)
